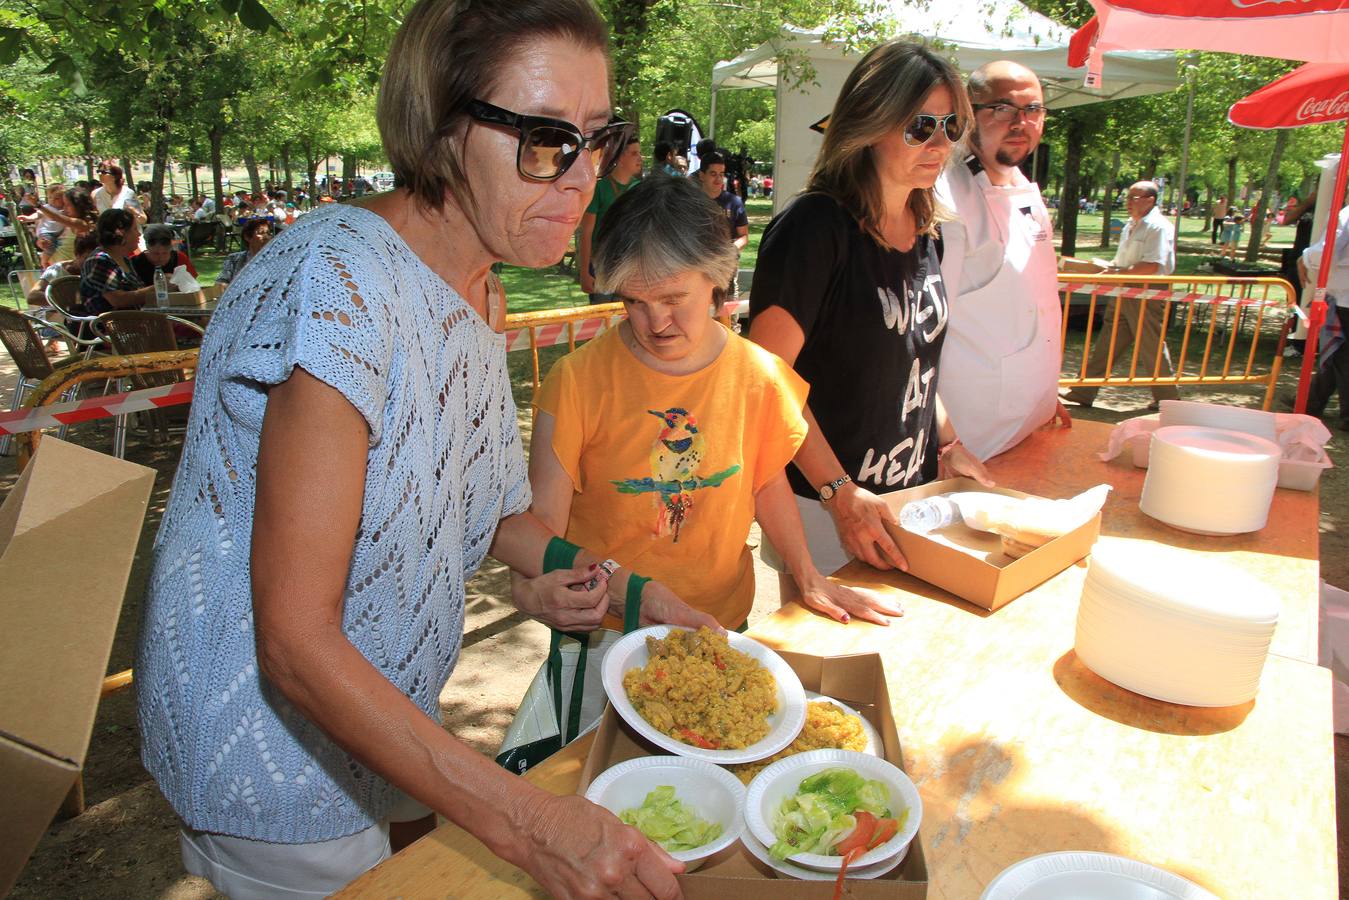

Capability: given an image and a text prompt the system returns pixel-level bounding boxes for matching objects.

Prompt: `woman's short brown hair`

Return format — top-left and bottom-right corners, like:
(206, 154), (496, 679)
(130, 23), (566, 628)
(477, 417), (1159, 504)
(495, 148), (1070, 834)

(806, 40), (971, 243)
(377, 0), (610, 212)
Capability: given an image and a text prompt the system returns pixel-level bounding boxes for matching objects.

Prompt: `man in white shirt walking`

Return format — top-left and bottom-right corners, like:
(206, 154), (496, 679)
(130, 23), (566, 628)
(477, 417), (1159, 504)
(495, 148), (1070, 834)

(1062, 180), (1178, 410)
(936, 60), (1068, 461)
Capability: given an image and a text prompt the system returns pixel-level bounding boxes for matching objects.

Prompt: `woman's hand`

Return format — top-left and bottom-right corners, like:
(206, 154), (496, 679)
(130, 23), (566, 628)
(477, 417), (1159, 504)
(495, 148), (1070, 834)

(795, 569), (904, 626)
(636, 580), (723, 632)
(826, 483), (907, 571)
(938, 442), (995, 486)
(512, 563), (610, 632)
(515, 793), (683, 899)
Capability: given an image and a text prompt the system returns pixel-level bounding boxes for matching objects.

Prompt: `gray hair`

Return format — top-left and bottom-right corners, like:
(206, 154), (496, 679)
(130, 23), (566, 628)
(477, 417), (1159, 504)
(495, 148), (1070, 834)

(1133, 180), (1160, 201)
(592, 176), (738, 300)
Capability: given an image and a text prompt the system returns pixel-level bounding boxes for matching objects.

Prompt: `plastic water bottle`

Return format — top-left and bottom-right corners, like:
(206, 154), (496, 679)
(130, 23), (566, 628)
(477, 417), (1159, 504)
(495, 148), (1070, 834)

(154, 270), (169, 308)
(899, 495), (962, 534)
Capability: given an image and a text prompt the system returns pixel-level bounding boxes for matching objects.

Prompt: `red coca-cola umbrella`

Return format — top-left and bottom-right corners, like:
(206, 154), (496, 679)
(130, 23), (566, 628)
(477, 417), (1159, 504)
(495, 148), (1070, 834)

(1068, 2), (1349, 413)
(1228, 62), (1349, 413)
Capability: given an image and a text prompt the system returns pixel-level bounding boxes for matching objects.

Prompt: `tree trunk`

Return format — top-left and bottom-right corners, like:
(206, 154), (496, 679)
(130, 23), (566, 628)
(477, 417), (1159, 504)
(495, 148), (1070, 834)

(1057, 114), (1086, 257)
(1100, 150), (1121, 248)
(243, 148), (262, 195)
(281, 143), (294, 194)
(1141, 149), (1160, 182)
(301, 138), (318, 207)
(81, 119), (94, 183)
(609, 0), (655, 129)
(149, 107), (173, 223)
(207, 123), (223, 209)
(120, 155), (132, 185)
(341, 152), (356, 191)
(1244, 130), (1289, 262)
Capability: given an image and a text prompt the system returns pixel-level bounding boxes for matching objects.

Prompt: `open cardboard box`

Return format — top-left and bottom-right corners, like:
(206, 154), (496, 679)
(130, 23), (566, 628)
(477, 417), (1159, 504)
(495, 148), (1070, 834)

(881, 477), (1101, 612)
(579, 650), (928, 898)
(0, 439), (155, 894)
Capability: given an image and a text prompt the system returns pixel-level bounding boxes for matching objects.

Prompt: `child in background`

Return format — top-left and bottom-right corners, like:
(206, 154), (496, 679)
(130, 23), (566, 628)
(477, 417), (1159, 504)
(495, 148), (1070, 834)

(18, 183), (72, 267)
(1221, 212), (1245, 260)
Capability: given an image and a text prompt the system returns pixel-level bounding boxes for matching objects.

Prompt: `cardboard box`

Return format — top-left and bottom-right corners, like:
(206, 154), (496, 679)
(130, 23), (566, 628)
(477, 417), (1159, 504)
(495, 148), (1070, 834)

(882, 478), (1101, 612)
(579, 650), (928, 898)
(0, 439), (155, 895)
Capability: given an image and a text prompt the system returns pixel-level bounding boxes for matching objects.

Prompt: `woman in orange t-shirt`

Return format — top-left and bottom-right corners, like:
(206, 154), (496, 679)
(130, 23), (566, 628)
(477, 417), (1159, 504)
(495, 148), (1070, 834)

(521, 177), (902, 630)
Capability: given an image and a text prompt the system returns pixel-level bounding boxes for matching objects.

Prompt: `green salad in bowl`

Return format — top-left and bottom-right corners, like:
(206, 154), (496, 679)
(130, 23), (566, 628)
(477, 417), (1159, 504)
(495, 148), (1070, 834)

(769, 767), (908, 861)
(620, 785), (723, 852)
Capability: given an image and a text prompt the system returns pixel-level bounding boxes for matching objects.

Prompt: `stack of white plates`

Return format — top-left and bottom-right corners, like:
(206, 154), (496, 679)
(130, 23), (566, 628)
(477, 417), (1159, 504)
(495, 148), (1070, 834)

(1140, 425), (1281, 534)
(1075, 543), (1279, 707)
(1158, 399), (1277, 441)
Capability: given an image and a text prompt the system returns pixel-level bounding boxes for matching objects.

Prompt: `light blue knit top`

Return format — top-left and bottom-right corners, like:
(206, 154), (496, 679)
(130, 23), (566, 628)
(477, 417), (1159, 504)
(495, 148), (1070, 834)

(137, 204), (530, 843)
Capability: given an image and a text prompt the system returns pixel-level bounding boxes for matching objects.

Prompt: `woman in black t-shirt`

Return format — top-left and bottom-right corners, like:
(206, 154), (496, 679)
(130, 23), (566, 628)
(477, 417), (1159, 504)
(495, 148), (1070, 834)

(749, 40), (993, 596)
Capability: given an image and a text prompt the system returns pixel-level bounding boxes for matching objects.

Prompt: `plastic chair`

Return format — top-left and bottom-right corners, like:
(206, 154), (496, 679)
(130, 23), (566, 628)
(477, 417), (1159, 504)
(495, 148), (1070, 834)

(0, 307), (92, 455)
(93, 311), (206, 457)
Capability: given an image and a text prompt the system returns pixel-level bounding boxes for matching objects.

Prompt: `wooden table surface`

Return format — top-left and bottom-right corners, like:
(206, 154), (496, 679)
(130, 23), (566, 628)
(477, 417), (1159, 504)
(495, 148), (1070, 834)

(340, 420), (1335, 899)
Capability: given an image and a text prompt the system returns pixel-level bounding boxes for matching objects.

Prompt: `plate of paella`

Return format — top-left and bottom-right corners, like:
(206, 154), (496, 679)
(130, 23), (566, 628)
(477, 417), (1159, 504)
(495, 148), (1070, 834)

(602, 625), (807, 765)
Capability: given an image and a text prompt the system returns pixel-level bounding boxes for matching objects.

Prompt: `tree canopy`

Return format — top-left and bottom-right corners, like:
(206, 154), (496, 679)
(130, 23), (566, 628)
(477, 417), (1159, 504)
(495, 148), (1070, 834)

(1, 0), (1341, 246)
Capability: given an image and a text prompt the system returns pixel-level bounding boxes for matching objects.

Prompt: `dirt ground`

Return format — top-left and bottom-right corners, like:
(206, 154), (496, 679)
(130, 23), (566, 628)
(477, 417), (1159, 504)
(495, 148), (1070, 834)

(2, 351), (1346, 899)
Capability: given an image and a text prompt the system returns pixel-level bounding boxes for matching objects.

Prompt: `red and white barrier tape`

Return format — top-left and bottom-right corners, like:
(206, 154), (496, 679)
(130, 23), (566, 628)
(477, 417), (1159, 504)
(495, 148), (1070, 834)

(0, 380), (196, 436)
(2, 306), (750, 437)
(1056, 283), (1281, 305)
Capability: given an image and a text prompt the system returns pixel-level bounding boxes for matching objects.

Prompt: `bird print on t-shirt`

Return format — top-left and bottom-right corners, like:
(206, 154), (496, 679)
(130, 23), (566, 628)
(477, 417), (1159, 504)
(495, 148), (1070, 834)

(611, 407), (740, 541)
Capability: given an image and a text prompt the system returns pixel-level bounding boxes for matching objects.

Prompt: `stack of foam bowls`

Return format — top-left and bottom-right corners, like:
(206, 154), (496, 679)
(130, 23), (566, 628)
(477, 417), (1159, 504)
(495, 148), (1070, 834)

(1157, 399), (1278, 441)
(1074, 543), (1279, 707)
(1140, 425), (1281, 534)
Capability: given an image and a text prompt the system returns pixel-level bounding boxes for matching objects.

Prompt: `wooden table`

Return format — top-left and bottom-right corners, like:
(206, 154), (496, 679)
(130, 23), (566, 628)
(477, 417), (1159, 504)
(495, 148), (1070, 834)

(340, 421), (1336, 899)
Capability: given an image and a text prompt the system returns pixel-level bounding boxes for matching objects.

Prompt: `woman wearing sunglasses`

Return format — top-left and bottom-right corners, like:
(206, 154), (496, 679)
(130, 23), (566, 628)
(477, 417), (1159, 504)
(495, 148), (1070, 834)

(136, 2), (708, 897)
(748, 40), (992, 596)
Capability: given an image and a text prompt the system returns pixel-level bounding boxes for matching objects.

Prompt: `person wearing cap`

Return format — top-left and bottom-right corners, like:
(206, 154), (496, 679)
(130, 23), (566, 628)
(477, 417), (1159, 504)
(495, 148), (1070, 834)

(934, 60), (1069, 462)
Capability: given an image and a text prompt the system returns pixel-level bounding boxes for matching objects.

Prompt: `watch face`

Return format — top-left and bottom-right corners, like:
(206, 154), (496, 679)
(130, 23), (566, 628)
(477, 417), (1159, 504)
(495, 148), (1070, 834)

(820, 484), (835, 501)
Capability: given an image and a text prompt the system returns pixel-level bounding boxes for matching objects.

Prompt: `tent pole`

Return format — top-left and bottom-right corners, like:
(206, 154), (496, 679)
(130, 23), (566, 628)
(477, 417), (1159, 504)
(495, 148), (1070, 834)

(1294, 121), (1349, 415)
(1174, 69), (1195, 251)
(709, 78), (718, 138)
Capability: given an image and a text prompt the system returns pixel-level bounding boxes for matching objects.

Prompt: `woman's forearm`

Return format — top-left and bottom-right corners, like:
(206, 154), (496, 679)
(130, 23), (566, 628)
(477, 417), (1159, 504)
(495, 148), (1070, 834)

(754, 473), (820, 582)
(256, 622), (543, 865)
(103, 286), (151, 309)
(791, 403), (847, 492)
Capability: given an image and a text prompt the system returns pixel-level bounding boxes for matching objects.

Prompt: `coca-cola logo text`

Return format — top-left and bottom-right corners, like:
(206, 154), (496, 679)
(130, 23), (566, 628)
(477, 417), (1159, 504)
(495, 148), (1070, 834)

(1297, 92), (1349, 122)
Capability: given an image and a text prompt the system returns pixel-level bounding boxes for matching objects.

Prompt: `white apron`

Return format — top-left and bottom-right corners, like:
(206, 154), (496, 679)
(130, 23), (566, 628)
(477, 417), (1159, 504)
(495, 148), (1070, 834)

(938, 175), (1061, 461)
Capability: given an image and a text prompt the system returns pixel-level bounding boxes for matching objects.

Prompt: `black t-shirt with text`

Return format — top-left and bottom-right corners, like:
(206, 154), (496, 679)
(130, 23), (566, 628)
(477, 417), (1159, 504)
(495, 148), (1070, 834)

(749, 192), (948, 499)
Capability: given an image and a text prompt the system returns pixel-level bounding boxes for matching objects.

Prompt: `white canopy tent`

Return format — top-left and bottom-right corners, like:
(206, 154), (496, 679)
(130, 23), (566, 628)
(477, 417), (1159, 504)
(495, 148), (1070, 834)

(711, 1), (1182, 210)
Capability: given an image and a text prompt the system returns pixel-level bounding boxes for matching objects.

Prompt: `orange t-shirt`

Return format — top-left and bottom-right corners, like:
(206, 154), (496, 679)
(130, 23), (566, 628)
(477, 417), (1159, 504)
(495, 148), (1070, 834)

(534, 325), (808, 628)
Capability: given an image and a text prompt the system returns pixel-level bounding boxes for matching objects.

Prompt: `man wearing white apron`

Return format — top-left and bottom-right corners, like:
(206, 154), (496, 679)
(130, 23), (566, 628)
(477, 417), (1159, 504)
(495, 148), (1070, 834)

(936, 61), (1068, 462)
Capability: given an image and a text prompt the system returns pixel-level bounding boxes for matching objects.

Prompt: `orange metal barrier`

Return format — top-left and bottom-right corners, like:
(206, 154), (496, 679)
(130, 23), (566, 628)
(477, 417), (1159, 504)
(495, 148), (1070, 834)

(1057, 275), (1297, 410)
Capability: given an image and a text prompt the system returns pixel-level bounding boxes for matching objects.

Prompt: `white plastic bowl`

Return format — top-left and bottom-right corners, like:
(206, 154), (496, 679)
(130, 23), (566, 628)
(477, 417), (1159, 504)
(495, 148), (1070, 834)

(584, 755), (745, 871)
(744, 749), (922, 872)
(601, 625), (806, 764)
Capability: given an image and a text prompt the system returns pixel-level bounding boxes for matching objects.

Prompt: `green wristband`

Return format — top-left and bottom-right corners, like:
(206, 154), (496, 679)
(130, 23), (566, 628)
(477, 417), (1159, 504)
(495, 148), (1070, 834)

(624, 574), (649, 634)
(542, 536), (581, 574)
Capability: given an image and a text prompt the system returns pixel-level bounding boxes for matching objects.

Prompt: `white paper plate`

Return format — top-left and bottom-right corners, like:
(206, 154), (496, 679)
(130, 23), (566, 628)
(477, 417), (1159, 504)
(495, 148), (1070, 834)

(584, 755), (744, 870)
(803, 691), (883, 757)
(744, 749), (921, 871)
(739, 818), (907, 881)
(602, 626), (806, 764)
(981, 851), (1219, 899)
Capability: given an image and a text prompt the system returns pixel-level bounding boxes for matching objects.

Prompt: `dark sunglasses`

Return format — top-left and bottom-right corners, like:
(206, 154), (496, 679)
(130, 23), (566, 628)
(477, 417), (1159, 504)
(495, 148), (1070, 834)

(465, 99), (635, 181)
(903, 113), (965, 147)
